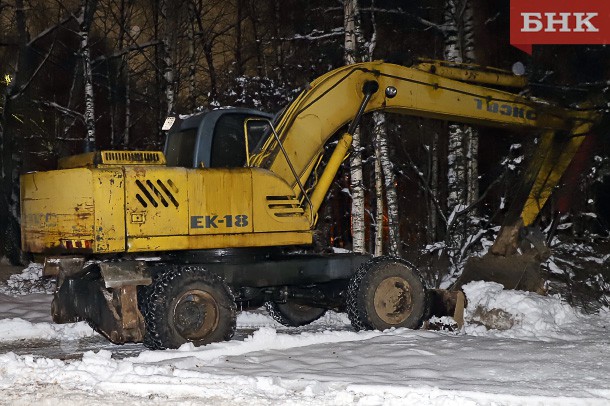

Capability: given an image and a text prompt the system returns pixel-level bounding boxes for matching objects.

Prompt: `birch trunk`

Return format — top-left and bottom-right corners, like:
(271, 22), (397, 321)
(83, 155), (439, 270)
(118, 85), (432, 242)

(374, 159), (384, 255)
(444, 0), (478, 269)
(427, 131), (439, 241)
(161, 0), (175, 115)
(373, 121), (384, 256)
(374, 113), (400, 256)
(234, 0), (244, 77)
(121, 0), (130, 147)
(188, 18), (196, 110)
(124, 70), (131, 145)
(79, 1), (97, 152)
(344, 0), (365, 253)
(274, 0), (284, 80)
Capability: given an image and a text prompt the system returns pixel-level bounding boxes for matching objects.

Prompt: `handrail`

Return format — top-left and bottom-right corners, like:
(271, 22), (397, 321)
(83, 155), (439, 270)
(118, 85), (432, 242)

(243, 117), (316, 226)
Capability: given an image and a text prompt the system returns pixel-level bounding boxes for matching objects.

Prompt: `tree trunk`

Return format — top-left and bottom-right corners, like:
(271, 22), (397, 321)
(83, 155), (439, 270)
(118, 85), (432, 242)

(273, 0), (284, 80)
(79, 0), (98, 152)
(374, 128), (384, 256)
(234, 0), (244, 78)
(188, 15), (197, 110)
(443, 0), (478, 271)
(248, 0), (265, 77)
(374, 113), (400, 256)
(427, 130), (439, 242)
(161, 0), (176, 115)
(203, 44), (218, 106)
(124, 69), (131, 146)
(344, 0), (365, 253)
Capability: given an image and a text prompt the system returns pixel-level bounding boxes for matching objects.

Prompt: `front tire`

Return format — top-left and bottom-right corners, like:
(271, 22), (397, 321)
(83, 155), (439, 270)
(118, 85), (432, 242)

(347, 257), (427, 331)
(142, 266), (236, 349)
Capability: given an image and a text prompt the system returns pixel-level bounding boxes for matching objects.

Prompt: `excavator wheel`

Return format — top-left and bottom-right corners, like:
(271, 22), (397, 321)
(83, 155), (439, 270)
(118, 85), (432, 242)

(142, 265), (236, 350)
(347, 257), (427, 331)
(265, 301), (326, 327)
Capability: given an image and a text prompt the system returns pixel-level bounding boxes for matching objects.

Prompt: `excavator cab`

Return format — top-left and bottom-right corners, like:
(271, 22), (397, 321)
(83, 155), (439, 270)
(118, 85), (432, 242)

(163, 108), (273, 168)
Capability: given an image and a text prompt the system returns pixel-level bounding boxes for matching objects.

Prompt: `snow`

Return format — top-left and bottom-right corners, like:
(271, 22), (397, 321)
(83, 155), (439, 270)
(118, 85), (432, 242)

(0, 267), (608, 405)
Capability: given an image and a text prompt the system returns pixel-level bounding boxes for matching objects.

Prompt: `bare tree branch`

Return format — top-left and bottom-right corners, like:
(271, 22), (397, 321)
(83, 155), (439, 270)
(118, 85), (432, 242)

(9, 38), (57, 100)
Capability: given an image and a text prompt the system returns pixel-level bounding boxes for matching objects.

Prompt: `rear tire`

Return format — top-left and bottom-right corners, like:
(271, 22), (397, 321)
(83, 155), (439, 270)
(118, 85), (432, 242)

(265, 301), (326, 327)
(142, 266), (236, 349)
(346, 257), (427, 331)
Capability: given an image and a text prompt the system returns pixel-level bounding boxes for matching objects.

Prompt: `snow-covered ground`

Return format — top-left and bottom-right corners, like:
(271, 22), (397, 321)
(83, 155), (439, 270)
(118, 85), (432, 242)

(0, 265), (608, 405)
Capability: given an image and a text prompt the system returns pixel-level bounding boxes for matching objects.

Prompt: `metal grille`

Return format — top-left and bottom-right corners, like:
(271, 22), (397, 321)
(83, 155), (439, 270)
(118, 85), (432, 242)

(266, 196), (304, 217)
(102, 151), (164, 165)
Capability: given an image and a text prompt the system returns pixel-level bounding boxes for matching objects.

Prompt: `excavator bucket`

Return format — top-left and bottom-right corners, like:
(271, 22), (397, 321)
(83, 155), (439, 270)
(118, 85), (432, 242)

(454, 253), (545, 293)
(446, 129), (595, 296)
(455, 223), (548, 294)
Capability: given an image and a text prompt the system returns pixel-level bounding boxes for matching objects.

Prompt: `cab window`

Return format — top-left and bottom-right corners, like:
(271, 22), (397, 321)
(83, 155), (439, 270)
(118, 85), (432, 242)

(210, 114), (269, 167)
(165, 128), (197, 167)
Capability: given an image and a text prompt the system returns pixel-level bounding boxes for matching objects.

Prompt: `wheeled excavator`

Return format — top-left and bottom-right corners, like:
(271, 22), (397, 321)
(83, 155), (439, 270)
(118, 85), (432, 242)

(20, 60), (601, 349)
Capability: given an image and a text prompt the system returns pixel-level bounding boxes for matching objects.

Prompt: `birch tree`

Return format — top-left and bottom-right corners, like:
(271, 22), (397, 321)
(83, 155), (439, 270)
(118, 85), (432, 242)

(366, 2), (400, 257)
(443, 0), (478, 273)
(160, 0), (177, 115)
(344, 0), (366, 253)
(78, 0), (98, 151)
(373, 113), (400, 256)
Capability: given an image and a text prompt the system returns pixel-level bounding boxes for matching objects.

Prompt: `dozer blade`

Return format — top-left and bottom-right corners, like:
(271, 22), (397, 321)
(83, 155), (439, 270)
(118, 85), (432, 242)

(453, 253), (545, 293)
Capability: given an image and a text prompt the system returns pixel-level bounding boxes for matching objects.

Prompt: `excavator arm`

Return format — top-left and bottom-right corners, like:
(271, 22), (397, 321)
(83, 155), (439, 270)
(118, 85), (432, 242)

(250, 61), (601, 292)
(251, 61), (596, 209)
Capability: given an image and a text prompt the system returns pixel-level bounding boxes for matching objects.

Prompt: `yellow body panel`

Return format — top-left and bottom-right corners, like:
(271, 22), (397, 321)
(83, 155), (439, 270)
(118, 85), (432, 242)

(21, 169), (94, 252)
(93, 169), (126, 252)
(187, 168), (253, 235)
(22, 165), (311, 254)
(127, 231), (311, 252)
(21, 168), (126, 253)
(125, 166), (189, 238)
(251, 168), (311, 232)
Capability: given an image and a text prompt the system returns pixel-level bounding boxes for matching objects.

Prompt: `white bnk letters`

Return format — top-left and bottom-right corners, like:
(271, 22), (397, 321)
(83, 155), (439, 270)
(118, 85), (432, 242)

(521, 12), (599, 32)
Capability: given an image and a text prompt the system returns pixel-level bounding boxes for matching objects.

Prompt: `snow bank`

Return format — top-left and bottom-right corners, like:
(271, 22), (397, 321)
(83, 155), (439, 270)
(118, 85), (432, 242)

(0, 263), (55, 296)
(0, 293), (96, 342)
(0, 318), (94, 341)
(0, 269), (95, 342)
(237, 309), (351, 329)
(135, 327), (382, 363)
(463, 281), (582, 340)
(1, 324), (609, 405)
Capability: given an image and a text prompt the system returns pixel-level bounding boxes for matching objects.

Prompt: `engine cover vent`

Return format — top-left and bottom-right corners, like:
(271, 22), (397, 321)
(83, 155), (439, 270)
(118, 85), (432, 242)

(58, 150), (166, 169)
(102, 151), (165, 165)
(266, 195), (304, 217)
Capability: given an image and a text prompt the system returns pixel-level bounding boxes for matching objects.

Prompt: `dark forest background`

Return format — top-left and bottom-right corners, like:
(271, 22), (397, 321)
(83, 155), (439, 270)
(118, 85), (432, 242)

(1, 0), (609, 306)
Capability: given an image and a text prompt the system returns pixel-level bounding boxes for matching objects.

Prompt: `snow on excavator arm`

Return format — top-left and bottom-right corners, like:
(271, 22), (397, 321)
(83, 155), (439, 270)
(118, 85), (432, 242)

(250, 60), (599, 238)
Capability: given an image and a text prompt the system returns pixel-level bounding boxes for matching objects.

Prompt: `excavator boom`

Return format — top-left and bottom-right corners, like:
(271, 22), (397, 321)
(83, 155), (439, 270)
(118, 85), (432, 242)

(250, 61), (600, 292)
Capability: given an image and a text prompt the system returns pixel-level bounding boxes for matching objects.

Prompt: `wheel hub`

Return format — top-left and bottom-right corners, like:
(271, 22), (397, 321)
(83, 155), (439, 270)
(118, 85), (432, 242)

(373, 276), (413, 325)
(173, 289), (219, 341)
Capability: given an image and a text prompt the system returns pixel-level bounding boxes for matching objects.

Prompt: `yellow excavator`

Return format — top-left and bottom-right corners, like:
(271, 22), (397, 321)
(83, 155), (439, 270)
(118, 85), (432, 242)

(20, 60), (601, 349)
